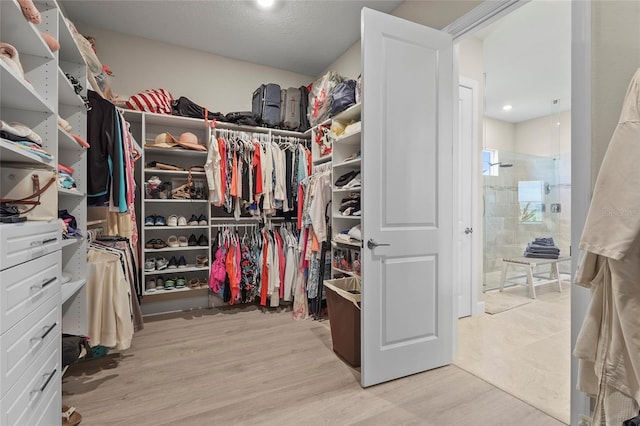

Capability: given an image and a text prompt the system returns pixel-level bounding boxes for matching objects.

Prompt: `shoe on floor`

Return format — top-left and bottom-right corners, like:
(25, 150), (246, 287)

(62, 404), (82, 426)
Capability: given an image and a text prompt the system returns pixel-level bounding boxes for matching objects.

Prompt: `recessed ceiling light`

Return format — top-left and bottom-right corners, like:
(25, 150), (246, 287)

(256, 0), (274, 9)
(502, 104), (512, 111)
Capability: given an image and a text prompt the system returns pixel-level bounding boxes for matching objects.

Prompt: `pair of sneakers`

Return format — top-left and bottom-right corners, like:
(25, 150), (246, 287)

(145, 215), (166, 226)
(167, 255), (187, 269)
(167, 215), (187, 226)
(187, 214), (208, 226)
(144, 257), (169, 271)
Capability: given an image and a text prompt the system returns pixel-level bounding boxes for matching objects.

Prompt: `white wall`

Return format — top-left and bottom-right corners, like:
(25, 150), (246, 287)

(323, 1), (481, 79)
(74, 24), (315, 113)
(515, 110), (571, 158)
(484, 117), (516, 152)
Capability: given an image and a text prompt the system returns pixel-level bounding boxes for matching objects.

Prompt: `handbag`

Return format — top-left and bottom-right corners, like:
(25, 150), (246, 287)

(0, 167), (57, 221)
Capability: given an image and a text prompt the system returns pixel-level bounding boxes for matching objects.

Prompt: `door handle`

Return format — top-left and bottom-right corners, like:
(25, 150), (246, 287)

(465, 227), (473, 234)
(367, 239), (390, 250)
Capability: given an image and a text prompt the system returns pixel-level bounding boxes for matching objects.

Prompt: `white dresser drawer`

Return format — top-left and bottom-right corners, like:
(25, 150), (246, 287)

(0, 251), (61, 334)
(0, 295), (60, 398)
(24, 377), (60, 426)
(0, 222), (60, 271)
(0, 338), (60, 426)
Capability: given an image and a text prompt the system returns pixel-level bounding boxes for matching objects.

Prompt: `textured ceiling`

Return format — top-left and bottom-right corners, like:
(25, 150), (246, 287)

(60, 0), (404, 76)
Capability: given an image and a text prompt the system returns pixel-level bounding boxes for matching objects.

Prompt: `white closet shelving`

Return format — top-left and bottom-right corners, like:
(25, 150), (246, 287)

(329, 103), (362, 280)
(0, 0), (88, 424)
(124, 111), (310, 315)
(123, 111), (211, 315)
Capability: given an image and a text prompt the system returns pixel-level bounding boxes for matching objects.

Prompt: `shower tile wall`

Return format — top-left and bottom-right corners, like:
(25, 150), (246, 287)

(483, 152), (568, 289)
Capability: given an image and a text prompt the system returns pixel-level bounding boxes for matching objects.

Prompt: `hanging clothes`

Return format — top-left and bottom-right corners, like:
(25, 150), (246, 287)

(574, 68), (640, 424)
(87, 246), (136, 350)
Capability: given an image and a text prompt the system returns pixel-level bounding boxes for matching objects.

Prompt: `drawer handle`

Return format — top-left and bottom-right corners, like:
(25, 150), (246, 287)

(31, 277), (56, 291)
(30, 322), (57, 346)
(29, 238), (56, 248)
(31, 368), (56, 395)
(40, 322), (57, 339)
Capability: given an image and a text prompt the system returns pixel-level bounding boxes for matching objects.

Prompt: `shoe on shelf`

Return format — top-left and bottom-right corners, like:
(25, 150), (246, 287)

(153, 239), (168, 249)
(145, 215), (156, 226)
(178, 236), (188, 247)
(198, 278), (209, 288)
(167, 235), (179, 248)
(155, 257), (168, 270)
(154, 215), (166, 226)
(177, 256), (187, 268)
(145, 239), (156, 249)
(188, 234), (197, 246)
(167, 256), (178, 269)
(187, 214), (199, 226)
(196, 255), (208, 267)
(177, 216), (187, 226)
(144, 259), (155, 272)
(164, 277), (175, 290)
(343, 150), (361, 162)
(175, 277), (186, 288)
(167, 215), (178, 227)
(197, 234), (208, 246)
(156, 276), (165, 290)
(145, 277), (156, 292)
(189, 278), (200, 288)
(197, 214), (208, 226)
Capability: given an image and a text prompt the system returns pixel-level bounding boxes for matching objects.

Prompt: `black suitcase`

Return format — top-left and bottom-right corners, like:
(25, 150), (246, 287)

(252, 83), (281, 127)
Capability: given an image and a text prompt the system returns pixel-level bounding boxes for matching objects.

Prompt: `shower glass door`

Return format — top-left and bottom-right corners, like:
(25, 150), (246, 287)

(482, 151), (565, 291)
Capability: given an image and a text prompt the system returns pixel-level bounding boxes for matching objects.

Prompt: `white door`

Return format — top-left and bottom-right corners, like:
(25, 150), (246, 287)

(457, 79), (478, 318)
(361, 8), (455, 387)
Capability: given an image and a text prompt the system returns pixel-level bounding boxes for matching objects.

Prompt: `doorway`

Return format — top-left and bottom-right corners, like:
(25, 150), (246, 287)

(453, 0), (571, 423)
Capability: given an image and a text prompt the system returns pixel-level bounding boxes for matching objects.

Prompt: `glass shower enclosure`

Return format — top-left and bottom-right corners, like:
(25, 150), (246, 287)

(482, 151), (569, 291)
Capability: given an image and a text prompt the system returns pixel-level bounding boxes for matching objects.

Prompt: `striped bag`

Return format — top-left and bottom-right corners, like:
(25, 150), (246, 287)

(125, 88), (173, 114)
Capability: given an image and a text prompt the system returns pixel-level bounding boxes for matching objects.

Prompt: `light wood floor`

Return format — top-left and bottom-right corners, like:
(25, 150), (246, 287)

(63, 306), (564, 426)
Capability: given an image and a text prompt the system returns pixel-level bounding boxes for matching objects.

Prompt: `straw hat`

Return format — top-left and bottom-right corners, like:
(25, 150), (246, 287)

(145, 132), (178, 149)
(177, 132), (206, 151)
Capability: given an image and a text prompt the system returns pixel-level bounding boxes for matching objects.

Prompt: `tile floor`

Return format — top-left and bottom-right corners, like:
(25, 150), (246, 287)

(454, 281), (571, 425)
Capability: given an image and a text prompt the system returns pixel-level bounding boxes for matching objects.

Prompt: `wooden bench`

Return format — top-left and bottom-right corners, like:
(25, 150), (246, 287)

(499, 256), (571, 299)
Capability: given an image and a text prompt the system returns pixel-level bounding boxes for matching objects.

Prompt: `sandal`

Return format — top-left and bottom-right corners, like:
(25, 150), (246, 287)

(189, 278), (200, 288)
(62, 405), (82, 426)
(167, 235), (179, 247)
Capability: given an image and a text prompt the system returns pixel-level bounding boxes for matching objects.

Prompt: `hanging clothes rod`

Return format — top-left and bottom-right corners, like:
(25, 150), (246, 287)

(211, 223), (258, 228)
